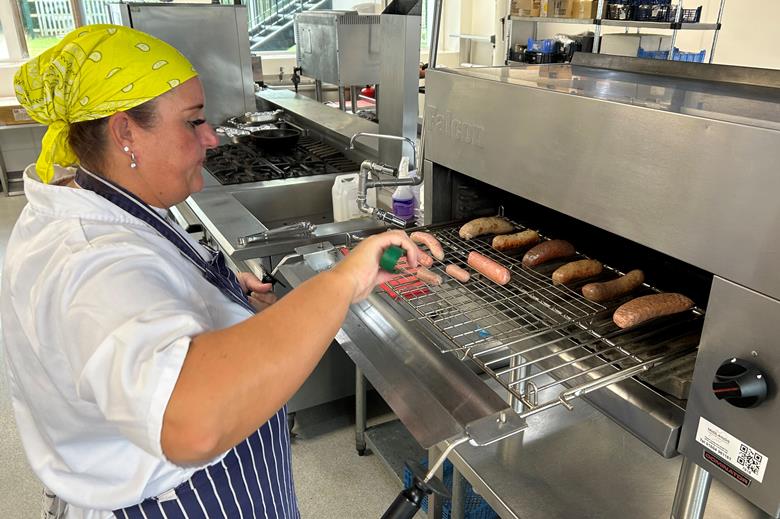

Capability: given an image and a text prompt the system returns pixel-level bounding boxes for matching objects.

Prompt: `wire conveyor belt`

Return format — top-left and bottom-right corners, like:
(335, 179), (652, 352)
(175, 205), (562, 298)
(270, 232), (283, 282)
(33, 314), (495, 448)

(382, 220), (704, 418)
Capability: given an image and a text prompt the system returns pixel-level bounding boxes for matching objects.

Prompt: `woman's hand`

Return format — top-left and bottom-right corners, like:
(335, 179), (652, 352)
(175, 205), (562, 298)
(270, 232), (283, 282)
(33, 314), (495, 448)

(332, 230), (420, 303)
(237, 271), (277, 312)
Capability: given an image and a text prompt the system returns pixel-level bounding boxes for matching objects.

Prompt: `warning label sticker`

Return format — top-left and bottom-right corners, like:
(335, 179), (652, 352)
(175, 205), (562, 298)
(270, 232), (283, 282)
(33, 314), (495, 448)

(696, 417), (768, 483)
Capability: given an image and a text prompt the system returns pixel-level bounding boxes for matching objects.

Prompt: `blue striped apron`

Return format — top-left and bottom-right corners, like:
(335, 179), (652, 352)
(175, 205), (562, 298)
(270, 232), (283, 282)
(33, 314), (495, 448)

(74, 168), (299, 519)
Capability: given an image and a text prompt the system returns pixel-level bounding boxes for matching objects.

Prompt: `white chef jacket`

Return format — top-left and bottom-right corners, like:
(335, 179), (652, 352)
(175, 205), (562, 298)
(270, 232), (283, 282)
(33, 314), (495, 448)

(1, 165), (252, 518)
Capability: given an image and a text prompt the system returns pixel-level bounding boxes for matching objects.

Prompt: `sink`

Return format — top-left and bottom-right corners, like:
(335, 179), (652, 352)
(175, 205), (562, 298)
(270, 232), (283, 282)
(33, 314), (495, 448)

(232, 175), (336, 229)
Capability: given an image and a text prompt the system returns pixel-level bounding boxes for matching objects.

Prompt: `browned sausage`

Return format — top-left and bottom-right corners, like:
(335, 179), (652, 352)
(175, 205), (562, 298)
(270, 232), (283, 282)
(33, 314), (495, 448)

(417, 251), (434, 267)
(492, 230), (541, 252)
(445, 264), (471, 283)
(522, 240), (576, 267)
(613, 293), (694, 329)
(458, 217), (515, 240)
(416, 266), (442, 286)
(410, 231), (445, 261)
(467, 252), (511, 285)
(552, 259), (603, 285)
(582, 270), (645, 302)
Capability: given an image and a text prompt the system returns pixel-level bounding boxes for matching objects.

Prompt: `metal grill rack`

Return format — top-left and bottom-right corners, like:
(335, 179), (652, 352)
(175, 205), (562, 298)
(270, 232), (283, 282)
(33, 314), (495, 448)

(383, 221), (703, 418)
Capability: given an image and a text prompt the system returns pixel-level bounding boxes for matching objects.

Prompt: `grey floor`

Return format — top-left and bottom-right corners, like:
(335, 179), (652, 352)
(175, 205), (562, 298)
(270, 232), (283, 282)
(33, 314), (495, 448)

(0, 194), (407, 519)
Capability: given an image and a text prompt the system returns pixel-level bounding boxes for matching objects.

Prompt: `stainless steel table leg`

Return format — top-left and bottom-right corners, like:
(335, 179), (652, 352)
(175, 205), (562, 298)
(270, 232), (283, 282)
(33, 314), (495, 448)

(428, 445), (445, 519)
(338, 86), (346, 111)
(350, 86), (359, 113)
(314, 79), (323, 102)
(451, 466), (466, 519)
(670, 458), (712, 519)
(355, 366), (367, 455)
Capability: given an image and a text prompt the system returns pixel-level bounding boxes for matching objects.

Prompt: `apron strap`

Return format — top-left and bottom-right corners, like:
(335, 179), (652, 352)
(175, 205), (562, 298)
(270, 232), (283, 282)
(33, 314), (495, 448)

(74, 168), (255, 314)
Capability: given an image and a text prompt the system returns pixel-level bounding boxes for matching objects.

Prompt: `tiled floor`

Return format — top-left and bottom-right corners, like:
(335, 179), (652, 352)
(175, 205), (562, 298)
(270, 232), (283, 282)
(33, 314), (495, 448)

(0, 194), (407, 518)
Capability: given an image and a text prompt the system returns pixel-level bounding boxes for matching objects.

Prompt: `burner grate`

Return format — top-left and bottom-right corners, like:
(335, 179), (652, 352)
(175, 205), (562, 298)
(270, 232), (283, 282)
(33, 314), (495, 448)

(204, 138), (359, 185)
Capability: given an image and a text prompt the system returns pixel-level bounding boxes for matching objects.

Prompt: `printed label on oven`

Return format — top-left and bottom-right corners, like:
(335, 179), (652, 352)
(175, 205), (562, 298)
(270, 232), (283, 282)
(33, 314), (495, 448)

(696, 417), (768, 483)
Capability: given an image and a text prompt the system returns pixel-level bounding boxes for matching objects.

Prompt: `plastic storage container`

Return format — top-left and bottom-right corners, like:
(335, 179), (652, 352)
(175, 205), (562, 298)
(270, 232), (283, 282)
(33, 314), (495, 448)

(331, 173), (377, 222)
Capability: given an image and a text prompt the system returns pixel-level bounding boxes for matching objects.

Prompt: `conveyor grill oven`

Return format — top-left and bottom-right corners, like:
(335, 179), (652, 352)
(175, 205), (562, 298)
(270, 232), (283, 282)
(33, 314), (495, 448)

(350, 55), (780, 519)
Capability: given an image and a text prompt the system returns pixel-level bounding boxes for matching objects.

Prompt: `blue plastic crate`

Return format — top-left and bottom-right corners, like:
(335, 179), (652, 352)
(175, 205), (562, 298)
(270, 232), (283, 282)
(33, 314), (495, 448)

(638, 47), (706, 63)
(402, 459), (498, 519)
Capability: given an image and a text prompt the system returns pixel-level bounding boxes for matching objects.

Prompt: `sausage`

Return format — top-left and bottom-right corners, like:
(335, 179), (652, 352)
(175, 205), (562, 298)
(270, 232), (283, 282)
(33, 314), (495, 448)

(613, 293), (694, 329)
(458, 217), (515, 240)
(410, 231), (445, 261)
(417, 251), (434, 267)
(522, 239), (576, 267)
(416, 266), (442, 286)
(551, 259), (603, 285)
(445, 264), (471, 283)
(492, 230), (541, 252)
(467, 251), (511, 285)
(582, 269), (645, 302)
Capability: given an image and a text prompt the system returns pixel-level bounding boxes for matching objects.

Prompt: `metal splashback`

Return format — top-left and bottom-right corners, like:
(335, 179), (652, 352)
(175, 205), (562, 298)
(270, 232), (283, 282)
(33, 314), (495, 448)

(109, 3), (255, 125)
(423, 60), (780, 301)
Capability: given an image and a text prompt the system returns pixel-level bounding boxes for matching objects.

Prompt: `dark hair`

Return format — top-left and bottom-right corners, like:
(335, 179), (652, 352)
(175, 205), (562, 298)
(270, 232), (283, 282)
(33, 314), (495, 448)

(68, 99), (159, 173)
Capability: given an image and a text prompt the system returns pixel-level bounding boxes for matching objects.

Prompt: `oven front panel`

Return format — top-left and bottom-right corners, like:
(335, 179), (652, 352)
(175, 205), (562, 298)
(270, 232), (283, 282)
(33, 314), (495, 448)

(679, 277), (780, 517)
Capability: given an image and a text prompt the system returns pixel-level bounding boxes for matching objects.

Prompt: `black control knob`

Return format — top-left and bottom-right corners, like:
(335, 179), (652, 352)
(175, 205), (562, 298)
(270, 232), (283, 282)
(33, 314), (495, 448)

(713, 358), (768, 408)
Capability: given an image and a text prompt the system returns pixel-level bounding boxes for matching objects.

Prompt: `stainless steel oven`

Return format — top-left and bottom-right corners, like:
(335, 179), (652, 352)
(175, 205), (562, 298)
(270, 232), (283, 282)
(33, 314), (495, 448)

(280, 55), (780, 518)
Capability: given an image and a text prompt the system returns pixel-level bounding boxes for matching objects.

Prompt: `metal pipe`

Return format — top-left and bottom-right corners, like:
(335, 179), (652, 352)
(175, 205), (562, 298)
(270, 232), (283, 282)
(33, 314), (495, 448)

(314, 79), (323, 102)
(709, 0), (727, 64)
(670, 458), (712, 519)
(349, 132), (418, 171)
(451, 468), (466, 519)
(428, 0), (444, 69)
(355, 367), (367, 455)
(350, 132), (424, 227)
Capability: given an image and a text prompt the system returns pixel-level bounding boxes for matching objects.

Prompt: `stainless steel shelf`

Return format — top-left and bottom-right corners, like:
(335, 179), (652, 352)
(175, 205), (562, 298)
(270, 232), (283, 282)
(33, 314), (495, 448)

(510, 15), (597, 24)
(601, 19), (719, 30)
(510, 16), (720, 30)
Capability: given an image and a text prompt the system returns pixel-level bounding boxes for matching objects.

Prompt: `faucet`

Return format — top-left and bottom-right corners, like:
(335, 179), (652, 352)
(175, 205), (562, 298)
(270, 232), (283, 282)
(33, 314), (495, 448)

(348, 133), (423, 228)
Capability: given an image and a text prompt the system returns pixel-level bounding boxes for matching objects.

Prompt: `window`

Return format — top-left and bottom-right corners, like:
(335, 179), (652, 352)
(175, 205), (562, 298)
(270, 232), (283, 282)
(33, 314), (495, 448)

(0, 20), (8, 61)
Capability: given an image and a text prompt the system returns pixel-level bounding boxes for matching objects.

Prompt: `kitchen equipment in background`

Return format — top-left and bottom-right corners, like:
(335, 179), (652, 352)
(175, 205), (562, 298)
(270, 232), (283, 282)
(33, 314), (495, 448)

(294, 10), (381, 113)
(227, 110), (284, 129)
(107, 3), (255, 127)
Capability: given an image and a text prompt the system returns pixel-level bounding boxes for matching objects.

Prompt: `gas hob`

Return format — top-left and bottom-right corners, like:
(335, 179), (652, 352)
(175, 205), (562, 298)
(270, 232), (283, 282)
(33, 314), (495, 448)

(203, 137), (359, 185)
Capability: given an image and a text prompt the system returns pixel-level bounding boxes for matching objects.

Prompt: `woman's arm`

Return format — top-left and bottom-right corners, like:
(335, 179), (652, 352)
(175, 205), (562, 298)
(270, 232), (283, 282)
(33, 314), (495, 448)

(161, 231), (418, 464)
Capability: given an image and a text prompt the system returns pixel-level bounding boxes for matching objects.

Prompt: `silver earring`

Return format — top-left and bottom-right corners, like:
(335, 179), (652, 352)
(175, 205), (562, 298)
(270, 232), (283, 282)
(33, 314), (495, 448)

(123, 146), (137, 169)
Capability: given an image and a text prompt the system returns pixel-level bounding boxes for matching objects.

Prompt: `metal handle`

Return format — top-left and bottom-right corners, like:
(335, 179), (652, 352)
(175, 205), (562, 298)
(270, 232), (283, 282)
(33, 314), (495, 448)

(237, 221), (316, 247)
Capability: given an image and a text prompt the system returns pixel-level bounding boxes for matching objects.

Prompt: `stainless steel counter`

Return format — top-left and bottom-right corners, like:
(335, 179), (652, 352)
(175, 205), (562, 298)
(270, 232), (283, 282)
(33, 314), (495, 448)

(256, 89), (380, 156)
(187, 169), (385, 261)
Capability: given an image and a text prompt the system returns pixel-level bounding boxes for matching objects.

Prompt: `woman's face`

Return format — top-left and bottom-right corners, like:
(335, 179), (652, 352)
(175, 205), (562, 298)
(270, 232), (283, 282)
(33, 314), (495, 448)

(132, 77), (219, 207)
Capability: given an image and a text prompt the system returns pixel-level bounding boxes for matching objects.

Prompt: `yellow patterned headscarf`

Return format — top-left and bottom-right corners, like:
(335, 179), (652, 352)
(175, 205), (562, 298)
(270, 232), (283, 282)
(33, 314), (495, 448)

(14, 24), (197, 183)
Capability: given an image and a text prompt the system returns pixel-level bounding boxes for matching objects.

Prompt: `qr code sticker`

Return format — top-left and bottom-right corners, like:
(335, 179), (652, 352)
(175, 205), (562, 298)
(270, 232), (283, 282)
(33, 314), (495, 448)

(736, 443), (762, 476)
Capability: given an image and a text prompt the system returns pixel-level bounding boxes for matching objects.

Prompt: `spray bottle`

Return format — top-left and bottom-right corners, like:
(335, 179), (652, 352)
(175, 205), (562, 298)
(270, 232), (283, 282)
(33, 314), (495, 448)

(392, 156), (416, 223)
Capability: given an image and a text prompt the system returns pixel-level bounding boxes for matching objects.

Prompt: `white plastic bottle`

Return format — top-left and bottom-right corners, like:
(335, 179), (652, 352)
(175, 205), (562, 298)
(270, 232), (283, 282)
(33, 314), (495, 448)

(392, 156), (416, 223)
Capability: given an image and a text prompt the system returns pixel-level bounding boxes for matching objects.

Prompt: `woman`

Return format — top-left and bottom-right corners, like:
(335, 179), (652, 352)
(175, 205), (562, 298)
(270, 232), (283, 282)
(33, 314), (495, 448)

(1, 25), (418, 519)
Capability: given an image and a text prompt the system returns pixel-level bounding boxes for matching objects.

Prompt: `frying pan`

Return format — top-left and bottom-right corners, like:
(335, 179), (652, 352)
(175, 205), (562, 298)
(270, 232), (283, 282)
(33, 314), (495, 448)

(249, 128), (301, 152)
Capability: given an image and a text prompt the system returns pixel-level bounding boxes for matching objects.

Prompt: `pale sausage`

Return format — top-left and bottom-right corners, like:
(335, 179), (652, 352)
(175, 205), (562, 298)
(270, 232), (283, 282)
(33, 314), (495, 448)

(410, 231), (445, 261)
(417, 251), (434, 267)
(522, 240), (576, 267)
(492, 230), (541, 252)
(613, 293), (694, 329)
(552, 259), (603, 285)
(582, 270), (645, 302)
(459, 217), (515, 240)
(416, 266), (443, 286)
(445, 264), (471, 283)
(467, 252), (511, 285)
